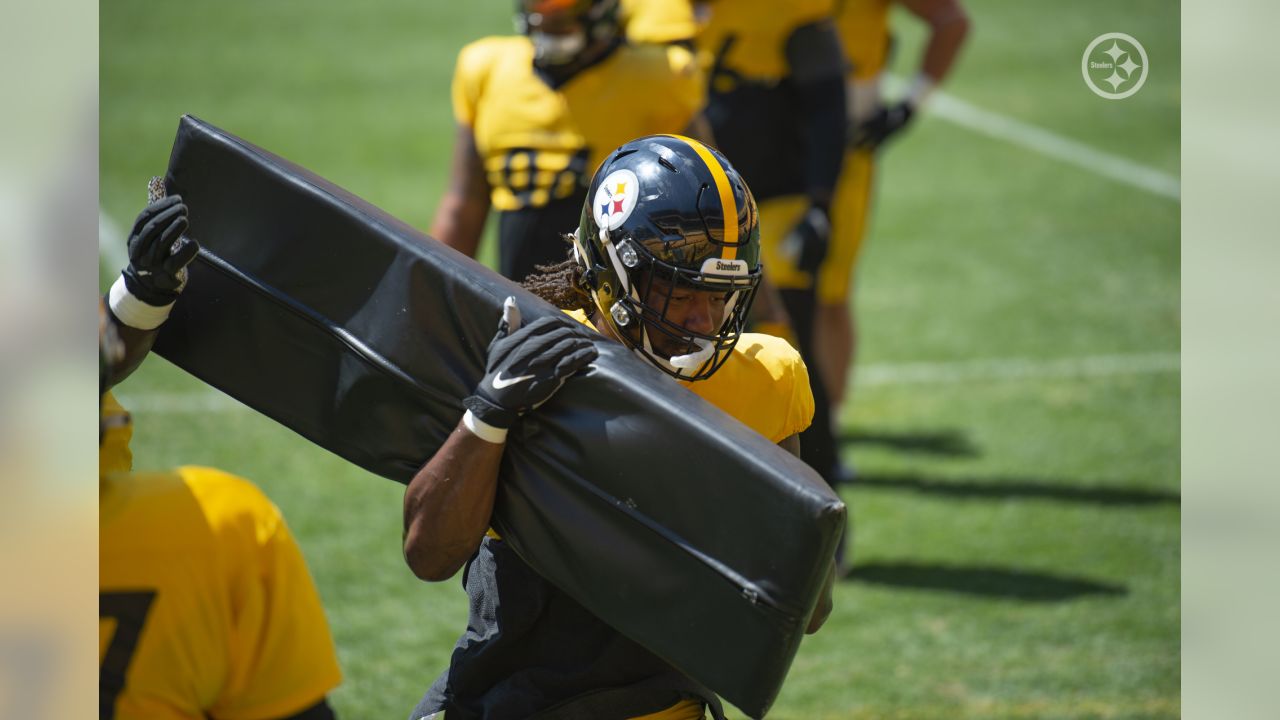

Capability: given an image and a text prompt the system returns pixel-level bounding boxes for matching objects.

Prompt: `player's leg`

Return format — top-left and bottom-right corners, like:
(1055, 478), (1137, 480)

(759, 194), (839, 478)
(815, 149), (876, 413)
(760, 195), (849, 570)
(748, 195), (808, 344)
(496, 194), (583, 282)
(814, 296), (854, 410)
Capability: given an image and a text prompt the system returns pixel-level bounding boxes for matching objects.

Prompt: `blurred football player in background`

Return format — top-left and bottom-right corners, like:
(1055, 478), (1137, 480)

(694, 0), (850, 565)
(430, 0), (707, 284)
(100, 193), (343, 719)
(815, 0), (970, 428)
(405, 136), (832, 720)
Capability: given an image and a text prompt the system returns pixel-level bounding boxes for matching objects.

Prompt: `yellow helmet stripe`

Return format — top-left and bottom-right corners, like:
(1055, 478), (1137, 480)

(662, 134), (738, 260)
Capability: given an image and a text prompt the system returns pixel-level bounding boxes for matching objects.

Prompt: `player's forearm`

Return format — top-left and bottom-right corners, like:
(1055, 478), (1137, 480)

(903, 0), (971, 85)
(431, 123), (491, 256)
(102, 303), (158, 389)
(429, 190), (488, 257)
(920, 14), (969, 83)
(778, 431), (833, 635)
(402, 419), (505, 581)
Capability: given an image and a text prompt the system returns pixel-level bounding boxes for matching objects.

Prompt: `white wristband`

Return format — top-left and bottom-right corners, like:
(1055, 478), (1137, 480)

(462, 409), (509, 444)
(907, 74), (937, 109)
(108, 275), (174, 330)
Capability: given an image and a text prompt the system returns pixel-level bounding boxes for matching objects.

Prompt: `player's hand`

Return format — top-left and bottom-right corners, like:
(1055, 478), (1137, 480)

(463, 297), (598, 437)
(852, 101), (915, 150)
(781, 205), (831, 276)
(121, 194), (200, 306)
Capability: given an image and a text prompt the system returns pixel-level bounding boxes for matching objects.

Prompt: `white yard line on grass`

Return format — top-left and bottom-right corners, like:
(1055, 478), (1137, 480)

(116, 352), (1179, 414)
(855, 351), (1179, 387)
(928, 90), (1181, 202)
(98, 93), (1177, 267)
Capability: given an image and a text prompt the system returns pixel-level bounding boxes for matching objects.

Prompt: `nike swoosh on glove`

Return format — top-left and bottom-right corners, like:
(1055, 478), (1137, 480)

(463, 297), (599, 440)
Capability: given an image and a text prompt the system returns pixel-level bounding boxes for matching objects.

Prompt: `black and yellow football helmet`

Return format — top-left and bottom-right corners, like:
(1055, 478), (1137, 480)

(571, 134), (762, 381)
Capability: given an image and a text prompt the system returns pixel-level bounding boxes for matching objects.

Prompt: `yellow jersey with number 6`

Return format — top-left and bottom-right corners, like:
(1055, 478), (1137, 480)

(452, 37), (704, 212)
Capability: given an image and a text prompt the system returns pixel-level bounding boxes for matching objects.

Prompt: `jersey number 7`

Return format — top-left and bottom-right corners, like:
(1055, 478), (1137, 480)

(100, 590), (157, 719)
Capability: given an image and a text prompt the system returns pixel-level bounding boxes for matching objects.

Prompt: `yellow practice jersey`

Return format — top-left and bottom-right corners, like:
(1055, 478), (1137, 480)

(622, 0), (697, 44)
(695, 0), (835, 84)
(679, 332), (814, 442)
(567, 310), (814, 442)
(100, 466), (341, 719)
(452, 37), (704, 212)
(100, 390), (133, 475)
(835, 0), (892, 80)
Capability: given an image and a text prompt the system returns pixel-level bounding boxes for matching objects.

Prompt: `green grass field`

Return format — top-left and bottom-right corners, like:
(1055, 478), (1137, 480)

(101, 1), (1179, 717)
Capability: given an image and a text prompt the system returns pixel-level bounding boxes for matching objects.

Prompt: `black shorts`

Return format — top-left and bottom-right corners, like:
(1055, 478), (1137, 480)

(496, 192), (586, 283)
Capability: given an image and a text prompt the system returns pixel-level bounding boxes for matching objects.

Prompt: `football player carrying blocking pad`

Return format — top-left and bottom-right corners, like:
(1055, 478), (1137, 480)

(404, 135), (835, 720)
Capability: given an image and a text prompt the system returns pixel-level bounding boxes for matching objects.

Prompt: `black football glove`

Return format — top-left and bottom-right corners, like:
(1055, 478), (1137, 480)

(463, 297), (598, 436)
(121, 194), (199, 307)
(852, 101), (915, 150)
(781, 204), (832, 276)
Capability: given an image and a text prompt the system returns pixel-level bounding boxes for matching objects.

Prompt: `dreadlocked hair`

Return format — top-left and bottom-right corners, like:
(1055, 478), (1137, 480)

(521, 240), (594, 312)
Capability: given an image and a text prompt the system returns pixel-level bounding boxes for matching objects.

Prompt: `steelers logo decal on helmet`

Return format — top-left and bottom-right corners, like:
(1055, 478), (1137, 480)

(594, 169), (639, 230)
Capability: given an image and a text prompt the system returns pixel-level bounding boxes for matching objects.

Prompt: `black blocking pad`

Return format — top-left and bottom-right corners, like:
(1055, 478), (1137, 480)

(152, 115), (845, 718)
